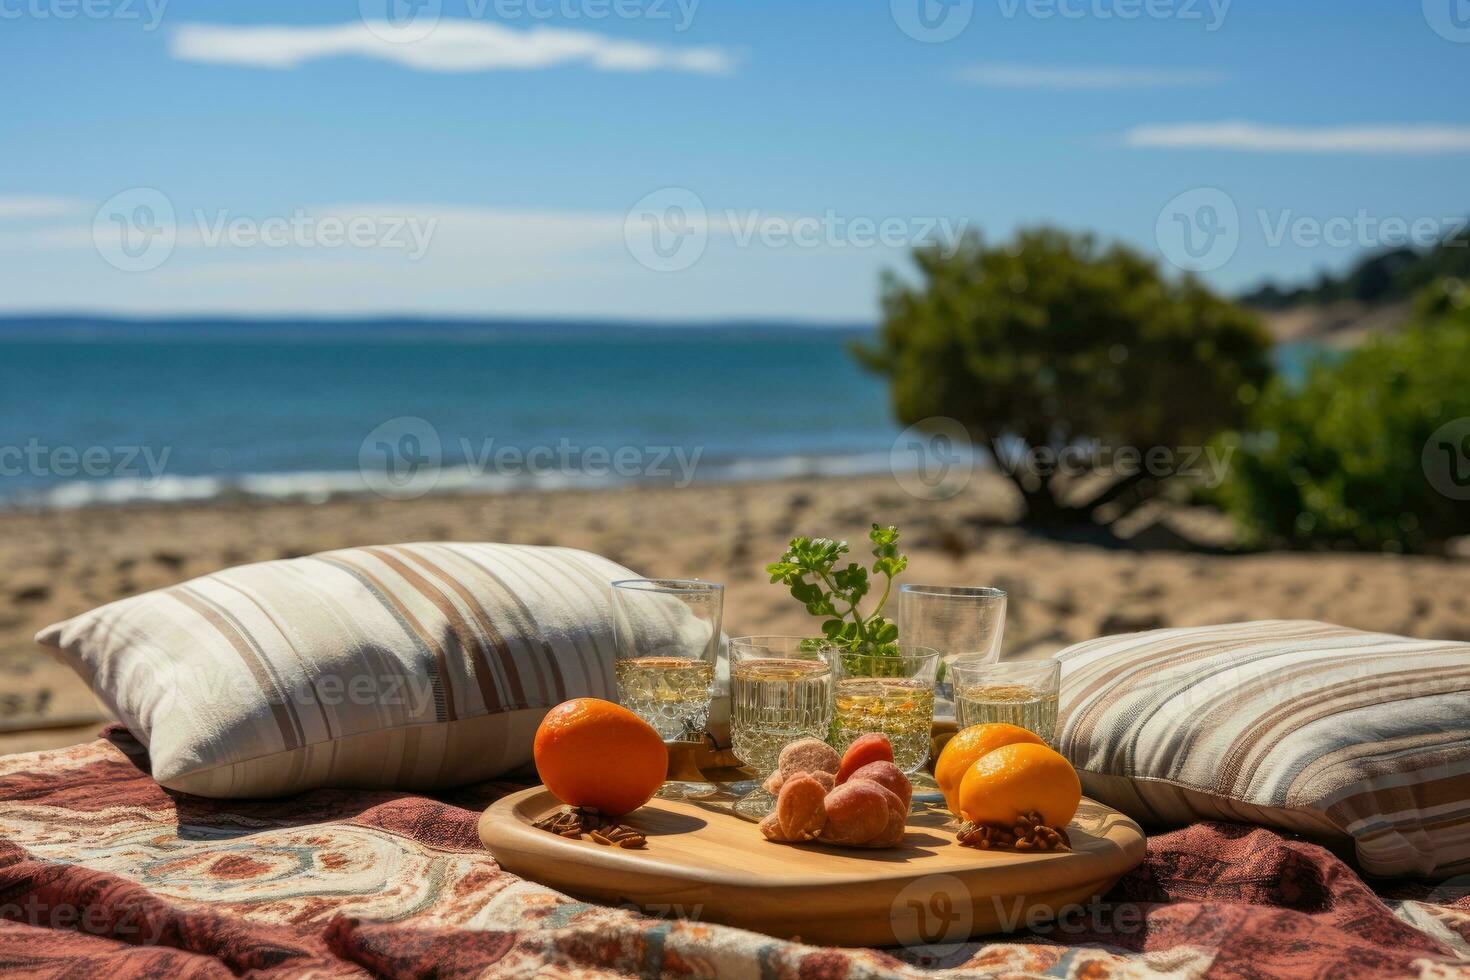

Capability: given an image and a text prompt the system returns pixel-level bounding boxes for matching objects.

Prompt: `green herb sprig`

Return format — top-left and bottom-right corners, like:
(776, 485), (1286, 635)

(765, 524), (909, 658)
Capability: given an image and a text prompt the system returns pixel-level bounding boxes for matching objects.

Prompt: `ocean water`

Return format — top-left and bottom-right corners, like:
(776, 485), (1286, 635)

(0, 323), (904, 507)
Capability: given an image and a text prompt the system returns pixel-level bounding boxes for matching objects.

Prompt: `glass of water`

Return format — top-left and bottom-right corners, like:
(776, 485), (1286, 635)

(728, 636), (836, 820)
(950, 658), (1061, 745)
(611, 579), (723, 743)
(898, 585), (1007, 714)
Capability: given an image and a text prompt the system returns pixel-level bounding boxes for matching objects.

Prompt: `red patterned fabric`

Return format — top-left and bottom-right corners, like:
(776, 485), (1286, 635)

(0, 729), (1465, 979)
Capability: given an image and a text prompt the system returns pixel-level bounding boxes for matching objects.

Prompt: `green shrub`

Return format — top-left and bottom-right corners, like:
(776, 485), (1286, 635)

(856, 228), (1273, 524)
(1214, 281), (1470, 552)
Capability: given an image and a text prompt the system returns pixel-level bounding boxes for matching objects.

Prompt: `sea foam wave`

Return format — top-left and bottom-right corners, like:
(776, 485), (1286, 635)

(2, 451), (904, 510)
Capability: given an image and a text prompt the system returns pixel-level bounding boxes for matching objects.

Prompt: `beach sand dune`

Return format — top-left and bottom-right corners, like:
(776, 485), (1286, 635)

(3, 473), (1467, 754)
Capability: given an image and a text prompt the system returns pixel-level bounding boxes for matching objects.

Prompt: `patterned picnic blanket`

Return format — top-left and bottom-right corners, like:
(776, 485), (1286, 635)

(0, 728), (1466, 979)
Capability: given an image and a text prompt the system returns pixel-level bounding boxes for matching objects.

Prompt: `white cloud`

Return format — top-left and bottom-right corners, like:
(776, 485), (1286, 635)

(0, 196), (84, 218)
(958, 64), (1224, 89)
(0, 201), (907, 320)
(171, 20), (737, 74)
(1124, 121), (1470, 154)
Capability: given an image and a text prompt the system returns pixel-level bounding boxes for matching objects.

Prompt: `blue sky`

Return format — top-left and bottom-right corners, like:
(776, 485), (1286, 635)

(2, 0), (1468, 320)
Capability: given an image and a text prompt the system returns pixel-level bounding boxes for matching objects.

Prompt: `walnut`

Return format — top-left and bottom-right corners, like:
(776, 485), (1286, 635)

(532, 806), (646, 848)
(957, 811), (1070, 852)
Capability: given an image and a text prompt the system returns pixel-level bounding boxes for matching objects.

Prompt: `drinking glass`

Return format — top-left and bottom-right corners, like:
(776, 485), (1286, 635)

(728, 637), (836, 820)
(831, 646), (941, 776)
(611, 579), (723, 743)
(898, 585), (1007, 714)
(950, 658), (1061, 745)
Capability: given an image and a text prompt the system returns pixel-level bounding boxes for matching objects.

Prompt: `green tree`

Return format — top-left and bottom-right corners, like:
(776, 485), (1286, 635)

(1214, 279), (1470, 553)
(857, 228), (1273, 525)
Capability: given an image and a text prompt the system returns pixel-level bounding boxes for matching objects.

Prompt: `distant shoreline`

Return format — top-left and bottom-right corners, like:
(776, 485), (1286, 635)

(0, 314), (877, 344)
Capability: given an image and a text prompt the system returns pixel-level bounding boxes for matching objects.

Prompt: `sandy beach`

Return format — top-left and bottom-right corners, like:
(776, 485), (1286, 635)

(4, 472), (1468, 755)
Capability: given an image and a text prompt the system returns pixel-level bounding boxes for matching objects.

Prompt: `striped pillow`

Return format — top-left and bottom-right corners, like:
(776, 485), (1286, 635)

(1057, 620), (1470, 880)
(36, 543), (644, 799)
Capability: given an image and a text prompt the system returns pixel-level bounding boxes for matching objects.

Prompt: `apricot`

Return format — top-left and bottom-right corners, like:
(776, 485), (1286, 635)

(869, 795), (908, 848)
(758, 811), (788, 842)
(775, 773), (828, 841)
(819, 780), (900, 846)
(778, 738), (841, 780)
(846, 760), (912, 812)
(835, 733), (894, 785)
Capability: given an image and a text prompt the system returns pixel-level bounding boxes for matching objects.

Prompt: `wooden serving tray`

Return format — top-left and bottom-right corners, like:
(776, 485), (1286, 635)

(479, 787), (1146, 947)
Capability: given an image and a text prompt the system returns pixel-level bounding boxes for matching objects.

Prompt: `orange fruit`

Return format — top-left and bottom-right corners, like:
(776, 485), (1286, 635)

(957, 742), (1081, 829)
(533, 698), (667, 816)
(934, 723), (1045, 815)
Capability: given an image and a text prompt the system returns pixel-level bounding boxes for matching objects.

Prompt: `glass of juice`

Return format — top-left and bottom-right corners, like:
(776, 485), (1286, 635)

(728, 636), (836, 820)
(950, 658), (1061, 746)
(831, 646), (941, 776)
(611, 579), (723, 743)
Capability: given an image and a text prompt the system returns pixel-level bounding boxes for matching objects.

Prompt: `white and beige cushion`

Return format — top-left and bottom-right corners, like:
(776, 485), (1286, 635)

(1057, 620), (1470, 879)
(37, 543), (649, 798)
